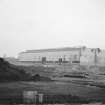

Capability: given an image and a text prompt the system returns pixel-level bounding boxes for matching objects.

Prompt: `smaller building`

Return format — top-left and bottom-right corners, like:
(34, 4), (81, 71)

(80, 47), (105, 66)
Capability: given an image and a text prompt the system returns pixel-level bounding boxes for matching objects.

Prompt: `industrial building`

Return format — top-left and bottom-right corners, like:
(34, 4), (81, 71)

(18, 47), (81, 63)
(18, 47), (105, 66)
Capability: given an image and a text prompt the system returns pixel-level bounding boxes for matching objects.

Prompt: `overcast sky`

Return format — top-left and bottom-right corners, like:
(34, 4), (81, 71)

(0, 0), (105, 57)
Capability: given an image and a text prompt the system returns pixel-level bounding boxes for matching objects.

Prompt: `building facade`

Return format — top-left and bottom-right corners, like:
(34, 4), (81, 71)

(18, 47), (105, 66)
(18, 47), (81, 63)
(80, 47), (105, 66)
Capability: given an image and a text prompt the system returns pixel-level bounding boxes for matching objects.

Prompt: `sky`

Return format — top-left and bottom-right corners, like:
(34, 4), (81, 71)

(0, 0), (105, 57)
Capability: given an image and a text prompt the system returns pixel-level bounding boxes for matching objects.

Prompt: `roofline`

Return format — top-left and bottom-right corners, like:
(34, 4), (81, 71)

(19, 47), (81, 54)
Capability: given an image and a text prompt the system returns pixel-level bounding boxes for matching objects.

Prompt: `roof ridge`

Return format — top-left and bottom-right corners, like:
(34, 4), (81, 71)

(20, 47), (81, 54)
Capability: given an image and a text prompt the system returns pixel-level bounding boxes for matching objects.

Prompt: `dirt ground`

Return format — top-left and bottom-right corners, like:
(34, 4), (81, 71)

(1, 61), (105, 104)
(0, 81), (105, 104)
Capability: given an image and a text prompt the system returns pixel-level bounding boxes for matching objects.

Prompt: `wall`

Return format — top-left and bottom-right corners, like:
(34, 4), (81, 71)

(80, 48), (94, 65)
(18, 50), (80, 62)
(80, 48), (105, 66)
(18, 47), (105, 66)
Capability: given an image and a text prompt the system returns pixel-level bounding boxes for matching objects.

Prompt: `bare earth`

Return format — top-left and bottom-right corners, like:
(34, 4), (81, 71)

(0, 81), (105, 103)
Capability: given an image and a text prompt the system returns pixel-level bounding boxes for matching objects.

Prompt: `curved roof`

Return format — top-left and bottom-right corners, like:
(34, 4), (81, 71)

(19, 47), (81, 54)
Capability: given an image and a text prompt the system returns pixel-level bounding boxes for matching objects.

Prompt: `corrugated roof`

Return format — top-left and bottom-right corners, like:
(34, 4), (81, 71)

(20, 47), (81, 54)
